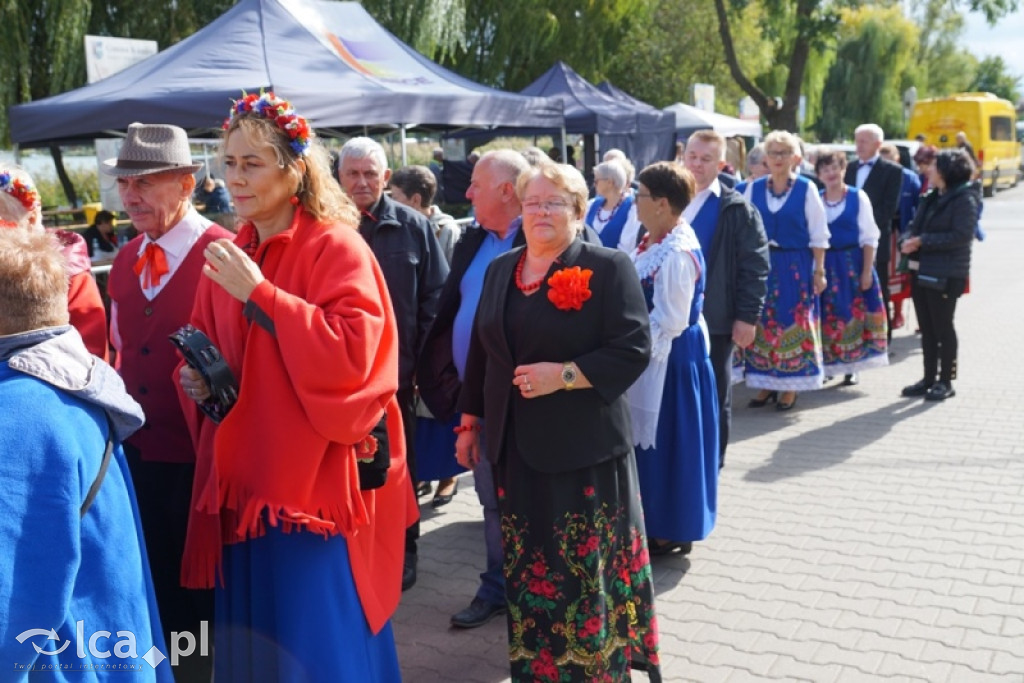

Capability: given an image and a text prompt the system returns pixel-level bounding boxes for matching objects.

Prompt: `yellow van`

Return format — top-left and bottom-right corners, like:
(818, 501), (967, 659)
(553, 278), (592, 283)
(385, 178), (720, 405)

(908, 92), (1020, 196)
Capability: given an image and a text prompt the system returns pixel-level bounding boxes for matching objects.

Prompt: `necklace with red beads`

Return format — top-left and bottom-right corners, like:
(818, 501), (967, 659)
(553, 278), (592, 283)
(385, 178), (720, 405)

(515, 251), (545, 293)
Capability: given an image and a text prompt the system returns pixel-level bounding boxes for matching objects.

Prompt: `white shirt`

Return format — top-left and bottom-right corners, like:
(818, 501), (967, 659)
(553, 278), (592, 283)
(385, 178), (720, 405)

(855, 154), (881, 190)
(110, 207), (213, 354)
(742, 179), (831, 248)
(682, 178), (722, 225)
(823, 188), (880, 248)
(627, 223), (707, 449)
(614, 203), (644, 254)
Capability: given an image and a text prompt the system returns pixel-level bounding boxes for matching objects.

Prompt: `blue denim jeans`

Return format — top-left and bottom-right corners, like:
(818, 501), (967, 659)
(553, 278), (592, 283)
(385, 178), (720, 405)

(472, 442), (505, 607)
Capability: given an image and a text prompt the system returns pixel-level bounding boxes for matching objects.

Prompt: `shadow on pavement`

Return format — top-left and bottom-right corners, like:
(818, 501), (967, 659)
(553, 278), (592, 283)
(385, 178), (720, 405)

(743, 399), (937, 483)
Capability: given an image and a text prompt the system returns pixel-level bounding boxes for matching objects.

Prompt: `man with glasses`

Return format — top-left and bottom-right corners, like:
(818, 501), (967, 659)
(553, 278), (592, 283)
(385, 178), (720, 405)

(682, 130), (770, 469)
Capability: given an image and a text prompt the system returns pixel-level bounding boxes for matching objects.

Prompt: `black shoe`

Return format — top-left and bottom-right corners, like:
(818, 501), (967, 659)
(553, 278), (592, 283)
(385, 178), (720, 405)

(748, 390), (778, 408)
(924, 381), (955, 401)
(415, 481), (432, 498)
(402, 552), (417, 591)
(431, 479), (459, 508)
(842, 373), (859, 386)
(776, 393), (798, 411)
(901, 379), (933, 397)
(450, 597), (506, 629)
(648, 539), (693, 556)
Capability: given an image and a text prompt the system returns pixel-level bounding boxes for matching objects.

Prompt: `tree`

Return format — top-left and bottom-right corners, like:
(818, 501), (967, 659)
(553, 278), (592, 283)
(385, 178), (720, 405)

(816, 6), (919, 141)
(359, 0), (466, 59)
(969, 55), (1022, 102)
(439, 0), (648, 91)
(604, 0), (773, 113)
(714, 0), (1019, 133)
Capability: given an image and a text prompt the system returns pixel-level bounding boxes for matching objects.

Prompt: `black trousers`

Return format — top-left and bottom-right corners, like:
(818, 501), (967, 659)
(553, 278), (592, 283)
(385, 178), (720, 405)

(125, 445), (213, 682)
(398, 386), (420, 556)
(911, 274), (966, 384)
(709, 333), (733, 468)
(876, 228), (893, 342)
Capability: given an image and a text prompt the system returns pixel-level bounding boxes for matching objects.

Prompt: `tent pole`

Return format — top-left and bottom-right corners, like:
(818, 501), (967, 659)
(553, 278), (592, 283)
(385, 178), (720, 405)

(560, 126), (567, 166)
(400, 124), (408, 166)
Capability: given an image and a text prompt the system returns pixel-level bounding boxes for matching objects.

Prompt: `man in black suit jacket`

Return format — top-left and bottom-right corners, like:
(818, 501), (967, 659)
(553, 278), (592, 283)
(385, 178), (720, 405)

(845, 123), (903, 343)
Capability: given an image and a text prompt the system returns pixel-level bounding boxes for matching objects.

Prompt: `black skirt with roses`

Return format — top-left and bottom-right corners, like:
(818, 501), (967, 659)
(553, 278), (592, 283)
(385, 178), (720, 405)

(496, 426), (661, 682)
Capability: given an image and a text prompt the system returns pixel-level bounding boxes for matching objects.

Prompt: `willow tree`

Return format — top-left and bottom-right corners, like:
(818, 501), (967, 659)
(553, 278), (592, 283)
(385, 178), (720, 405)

(816, 6), (919, 141)
(360, 0), (466, 59)
(439, 0), (648, 91)
(0, 0), (91, 143)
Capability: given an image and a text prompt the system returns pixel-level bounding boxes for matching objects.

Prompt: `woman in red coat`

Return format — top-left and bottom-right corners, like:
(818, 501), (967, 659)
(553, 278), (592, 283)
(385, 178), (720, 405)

(177, 93), (415, 681)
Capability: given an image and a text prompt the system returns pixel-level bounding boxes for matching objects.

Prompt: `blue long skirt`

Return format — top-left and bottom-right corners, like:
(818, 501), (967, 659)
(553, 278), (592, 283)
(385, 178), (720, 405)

(215, 527), (402, 683)
(414, 415), (466, 482)
(820, 248), (889, 373)
(635, 325), (720, 542)
(743, 249), (825, 391)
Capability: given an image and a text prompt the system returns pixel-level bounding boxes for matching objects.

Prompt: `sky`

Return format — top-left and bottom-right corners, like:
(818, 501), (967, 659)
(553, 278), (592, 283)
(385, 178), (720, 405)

(961, 5), (1024, 82)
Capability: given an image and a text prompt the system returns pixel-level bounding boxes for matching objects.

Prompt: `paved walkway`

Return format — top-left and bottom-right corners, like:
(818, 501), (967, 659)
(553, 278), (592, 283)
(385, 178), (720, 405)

(393, 186), (1024, 682)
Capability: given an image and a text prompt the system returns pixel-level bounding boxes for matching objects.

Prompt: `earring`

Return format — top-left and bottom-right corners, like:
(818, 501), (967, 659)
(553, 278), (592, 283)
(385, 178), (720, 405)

(289, 195), (300, 206)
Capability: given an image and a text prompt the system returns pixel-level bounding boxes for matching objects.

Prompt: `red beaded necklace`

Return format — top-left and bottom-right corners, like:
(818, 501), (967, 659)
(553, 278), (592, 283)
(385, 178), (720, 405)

(515, 250), (545, 293)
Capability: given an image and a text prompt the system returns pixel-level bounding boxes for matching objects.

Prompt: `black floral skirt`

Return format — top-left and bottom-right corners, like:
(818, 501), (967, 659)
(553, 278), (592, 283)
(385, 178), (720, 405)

(496, 445), (661, 682)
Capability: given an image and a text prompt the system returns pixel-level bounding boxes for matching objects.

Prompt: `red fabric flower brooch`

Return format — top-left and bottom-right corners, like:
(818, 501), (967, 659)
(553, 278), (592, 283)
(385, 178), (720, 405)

(547, 266), (593, 311)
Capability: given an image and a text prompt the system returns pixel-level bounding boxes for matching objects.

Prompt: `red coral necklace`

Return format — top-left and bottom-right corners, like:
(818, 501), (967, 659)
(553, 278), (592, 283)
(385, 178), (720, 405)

(515, 251), (545, 293)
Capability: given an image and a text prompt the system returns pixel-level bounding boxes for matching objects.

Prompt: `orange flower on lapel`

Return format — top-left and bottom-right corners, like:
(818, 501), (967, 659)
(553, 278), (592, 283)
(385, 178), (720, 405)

(547, 266), (593, 311)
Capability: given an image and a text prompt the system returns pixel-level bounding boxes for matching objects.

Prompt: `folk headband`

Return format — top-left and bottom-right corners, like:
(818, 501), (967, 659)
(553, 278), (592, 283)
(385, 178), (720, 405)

(225, 91), (312, 157)
(0, 171), (40, 212)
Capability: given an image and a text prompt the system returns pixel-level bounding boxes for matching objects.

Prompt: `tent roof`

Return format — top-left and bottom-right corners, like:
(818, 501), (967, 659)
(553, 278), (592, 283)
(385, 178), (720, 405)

(8, 0), (563, 146)
(596, 81), (661, 114)
(521, 62), (673, 136)
(665, 102), (762, 139)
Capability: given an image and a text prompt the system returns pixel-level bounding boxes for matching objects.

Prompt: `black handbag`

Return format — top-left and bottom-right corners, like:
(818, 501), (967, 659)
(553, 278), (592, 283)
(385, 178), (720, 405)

(169, 325), (239, 424)
(356, 414), (390, 490)
(916, 274), (948, 292)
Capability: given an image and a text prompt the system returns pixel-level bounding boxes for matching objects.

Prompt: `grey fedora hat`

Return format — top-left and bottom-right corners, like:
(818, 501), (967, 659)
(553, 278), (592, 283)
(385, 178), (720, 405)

(101, 122), (204, 177)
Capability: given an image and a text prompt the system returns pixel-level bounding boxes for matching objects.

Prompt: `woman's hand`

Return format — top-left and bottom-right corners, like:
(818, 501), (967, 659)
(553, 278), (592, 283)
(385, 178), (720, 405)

(179, 365), (211, 402)
(513, 362), (563, 399)
(202, 238), (265, 302)
(860, 270), (874, 292)
(455, 424), (481, 470)
(901, 236), (922, 254)
(812, 270), (827, 296)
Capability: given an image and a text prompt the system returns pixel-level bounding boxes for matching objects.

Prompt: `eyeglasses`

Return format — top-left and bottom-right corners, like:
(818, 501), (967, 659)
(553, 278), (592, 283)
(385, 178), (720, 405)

(522, 198), (572, 213)
(635, 192), (654, 200)
(765, 150), (793, 158)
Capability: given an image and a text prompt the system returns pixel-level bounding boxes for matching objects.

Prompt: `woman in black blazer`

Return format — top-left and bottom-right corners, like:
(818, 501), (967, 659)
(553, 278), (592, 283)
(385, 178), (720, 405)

(900, 148), (978, 401)
(456, 162), (661, 681)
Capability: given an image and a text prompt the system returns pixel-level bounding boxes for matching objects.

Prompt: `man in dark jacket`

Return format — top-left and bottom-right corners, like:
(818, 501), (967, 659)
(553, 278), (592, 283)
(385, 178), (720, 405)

(683, 130), (770, 468)
(845, 124), (903, 344)
(339, 137), (449, 592)
(417, 149), (531, 629)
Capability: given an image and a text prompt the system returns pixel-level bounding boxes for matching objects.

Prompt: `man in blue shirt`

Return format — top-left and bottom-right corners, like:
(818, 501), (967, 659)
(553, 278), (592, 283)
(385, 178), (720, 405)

(417, 149), (530, 628)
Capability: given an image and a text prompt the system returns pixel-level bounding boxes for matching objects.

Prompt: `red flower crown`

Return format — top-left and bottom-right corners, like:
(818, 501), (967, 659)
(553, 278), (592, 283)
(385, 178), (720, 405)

(0, 171), (41, 212)
(224, 91), (312, 157)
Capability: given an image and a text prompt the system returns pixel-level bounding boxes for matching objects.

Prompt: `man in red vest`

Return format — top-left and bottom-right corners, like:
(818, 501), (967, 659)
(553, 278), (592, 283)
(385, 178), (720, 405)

(103, 123), (233, 682)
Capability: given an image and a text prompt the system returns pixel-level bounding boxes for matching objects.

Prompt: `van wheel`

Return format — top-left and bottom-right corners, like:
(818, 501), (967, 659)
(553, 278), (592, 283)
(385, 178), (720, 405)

(983, 182), (994, 197)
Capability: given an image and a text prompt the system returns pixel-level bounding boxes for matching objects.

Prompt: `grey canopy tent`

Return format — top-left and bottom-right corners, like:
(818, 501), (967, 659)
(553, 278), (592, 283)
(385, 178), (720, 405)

(447, 62), (675, 172)
(665, 102), (762, 140)
(7, 0), (564, 147)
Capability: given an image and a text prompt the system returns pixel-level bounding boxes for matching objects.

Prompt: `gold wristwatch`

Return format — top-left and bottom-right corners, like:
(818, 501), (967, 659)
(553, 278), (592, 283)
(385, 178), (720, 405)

(561, 362), (578, 391)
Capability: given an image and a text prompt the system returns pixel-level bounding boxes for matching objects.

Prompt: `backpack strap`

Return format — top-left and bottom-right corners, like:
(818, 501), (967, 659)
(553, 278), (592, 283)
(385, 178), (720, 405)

(80, 416), (115, 518)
